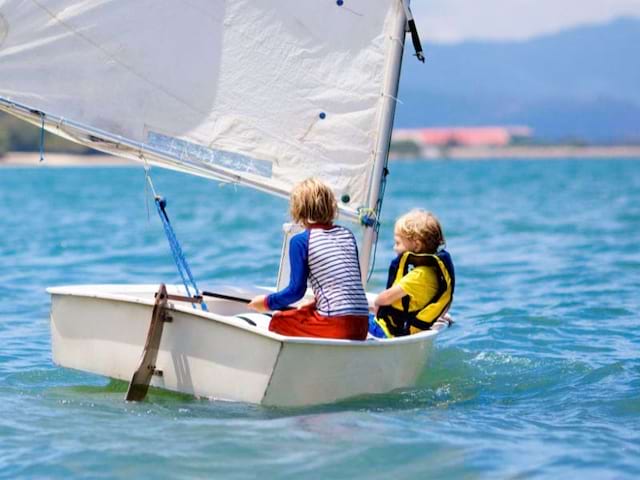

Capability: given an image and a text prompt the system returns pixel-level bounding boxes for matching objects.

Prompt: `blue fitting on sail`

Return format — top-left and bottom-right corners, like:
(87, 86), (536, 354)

(336, 0), (344, 6)
(357, 207), (378, 228)
(154, 196), (207, 311)
(319, 112), (326, 119)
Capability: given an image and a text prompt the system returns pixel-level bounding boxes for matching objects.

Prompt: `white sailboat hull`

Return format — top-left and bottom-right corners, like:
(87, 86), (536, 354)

(48, 284), (440, 407)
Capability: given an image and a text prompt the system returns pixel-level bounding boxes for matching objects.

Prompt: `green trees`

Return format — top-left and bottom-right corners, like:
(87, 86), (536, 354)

(0, 127), (8, 156)
(390, 139), (421, 157)
(0, 112), (91, 154)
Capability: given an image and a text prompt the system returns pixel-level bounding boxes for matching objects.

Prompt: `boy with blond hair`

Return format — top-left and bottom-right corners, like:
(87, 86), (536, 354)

(370, 209), (455, 338)
(249, 178), (369, 340)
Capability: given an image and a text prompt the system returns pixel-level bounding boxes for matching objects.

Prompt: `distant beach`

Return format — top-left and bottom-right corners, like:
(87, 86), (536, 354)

(2, 146), (640, 167)
(0, 152), (135, 166)
(391, 145), (640, 160)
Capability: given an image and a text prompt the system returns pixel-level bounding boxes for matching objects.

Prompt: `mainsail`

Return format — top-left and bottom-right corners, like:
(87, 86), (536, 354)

(0, 0), (406, 218)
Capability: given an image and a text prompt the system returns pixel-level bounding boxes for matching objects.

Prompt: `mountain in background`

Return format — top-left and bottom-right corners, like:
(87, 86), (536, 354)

(395, 17), (640, 142)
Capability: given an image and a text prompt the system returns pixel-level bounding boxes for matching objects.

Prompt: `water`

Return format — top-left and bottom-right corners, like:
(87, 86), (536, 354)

(1, 158), (639, 478)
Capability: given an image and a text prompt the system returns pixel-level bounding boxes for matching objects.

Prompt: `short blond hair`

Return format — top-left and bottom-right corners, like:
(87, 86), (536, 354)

(394, 209), (445, 254)
(289, 178), (337, 227)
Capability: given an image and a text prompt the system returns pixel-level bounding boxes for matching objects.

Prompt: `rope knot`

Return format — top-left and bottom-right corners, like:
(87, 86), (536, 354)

(357, 207), (378, 228)
(155, 196), (167, 210)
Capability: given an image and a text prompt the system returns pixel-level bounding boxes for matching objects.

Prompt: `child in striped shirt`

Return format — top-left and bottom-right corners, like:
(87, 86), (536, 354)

(248, 178), (369, 340)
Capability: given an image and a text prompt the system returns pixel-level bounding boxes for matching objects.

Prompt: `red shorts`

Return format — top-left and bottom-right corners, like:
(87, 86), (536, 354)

(268, 304), (368, 340)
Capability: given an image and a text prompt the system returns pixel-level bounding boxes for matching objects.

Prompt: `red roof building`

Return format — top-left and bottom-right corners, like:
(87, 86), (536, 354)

(393, 126), (532, 147)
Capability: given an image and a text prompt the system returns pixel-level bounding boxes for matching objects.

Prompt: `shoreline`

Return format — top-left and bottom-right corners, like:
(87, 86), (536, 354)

(391, 145), (640, 160)
(1, 146), (640, 167)
(0, 152), (136, 167)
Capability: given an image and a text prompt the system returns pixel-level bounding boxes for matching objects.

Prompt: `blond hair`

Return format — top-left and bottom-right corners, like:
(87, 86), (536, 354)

(394, 209), (445, 254)
(289, 178), (337, 227)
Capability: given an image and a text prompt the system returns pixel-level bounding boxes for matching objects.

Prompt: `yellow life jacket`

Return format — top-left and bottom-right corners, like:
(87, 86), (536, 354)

(376, 250), (455, 337)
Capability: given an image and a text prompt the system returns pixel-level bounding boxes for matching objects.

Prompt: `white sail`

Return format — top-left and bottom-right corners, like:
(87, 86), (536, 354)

(0, 0), (403, 214)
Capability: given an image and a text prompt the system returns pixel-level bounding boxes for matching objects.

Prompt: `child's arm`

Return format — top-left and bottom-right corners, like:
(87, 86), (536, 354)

(249, 232), (309, 312)
(374, 284), (407, 308)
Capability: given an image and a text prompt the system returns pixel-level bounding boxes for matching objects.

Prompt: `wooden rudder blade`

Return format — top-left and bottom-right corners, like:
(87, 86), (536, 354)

(125, 283), (171, 401)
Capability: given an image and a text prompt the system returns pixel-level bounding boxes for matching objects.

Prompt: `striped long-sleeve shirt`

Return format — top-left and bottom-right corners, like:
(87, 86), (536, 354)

(266, 225), (369, 317)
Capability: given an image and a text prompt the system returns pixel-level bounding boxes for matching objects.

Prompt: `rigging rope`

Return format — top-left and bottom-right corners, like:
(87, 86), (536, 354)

(364, 165), (389, 284)
(144, 169), (207, 311)
(358, 165), (389, 284)
(39, 111), (45, 162)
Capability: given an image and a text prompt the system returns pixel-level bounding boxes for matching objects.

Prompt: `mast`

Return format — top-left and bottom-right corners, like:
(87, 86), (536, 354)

(360, 0), (408, 284)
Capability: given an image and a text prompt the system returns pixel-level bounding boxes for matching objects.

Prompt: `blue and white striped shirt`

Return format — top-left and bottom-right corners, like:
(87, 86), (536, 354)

(267, 225), (369, 317)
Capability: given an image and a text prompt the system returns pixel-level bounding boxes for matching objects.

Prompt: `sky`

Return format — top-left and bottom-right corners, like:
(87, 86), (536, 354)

(410, 0), (640, 43)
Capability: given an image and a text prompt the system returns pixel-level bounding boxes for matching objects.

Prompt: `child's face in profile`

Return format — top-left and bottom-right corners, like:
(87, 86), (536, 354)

(393, 232), (417, 255)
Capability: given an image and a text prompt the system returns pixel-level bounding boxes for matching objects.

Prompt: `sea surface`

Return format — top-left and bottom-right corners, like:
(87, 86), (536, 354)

(1, 158), (639, 479)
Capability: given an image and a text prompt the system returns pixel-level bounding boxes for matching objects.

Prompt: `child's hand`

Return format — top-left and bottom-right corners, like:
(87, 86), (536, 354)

(248, 295), (268, 312)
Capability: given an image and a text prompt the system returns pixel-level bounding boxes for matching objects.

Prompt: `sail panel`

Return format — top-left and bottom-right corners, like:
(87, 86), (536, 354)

(0, 0), (400, 209)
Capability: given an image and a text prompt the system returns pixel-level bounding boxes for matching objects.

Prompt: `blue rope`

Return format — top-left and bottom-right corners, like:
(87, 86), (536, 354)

(39, 112), (45, 162)
(154, 197), (207, 311)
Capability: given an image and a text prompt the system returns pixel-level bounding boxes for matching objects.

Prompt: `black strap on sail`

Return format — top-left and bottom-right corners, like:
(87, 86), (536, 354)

(408, 18), (425, 63)
(402, 0), (425, 63)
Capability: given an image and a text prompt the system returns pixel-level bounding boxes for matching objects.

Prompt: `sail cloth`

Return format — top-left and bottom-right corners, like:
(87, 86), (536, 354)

(0, 0), (402, 213)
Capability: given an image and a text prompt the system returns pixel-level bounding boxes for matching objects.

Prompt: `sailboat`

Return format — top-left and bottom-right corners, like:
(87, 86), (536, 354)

(0, 0), (450, 406)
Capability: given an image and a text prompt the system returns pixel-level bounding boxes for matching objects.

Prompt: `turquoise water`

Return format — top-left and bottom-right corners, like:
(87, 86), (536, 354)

(1, 158), (639, 478)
